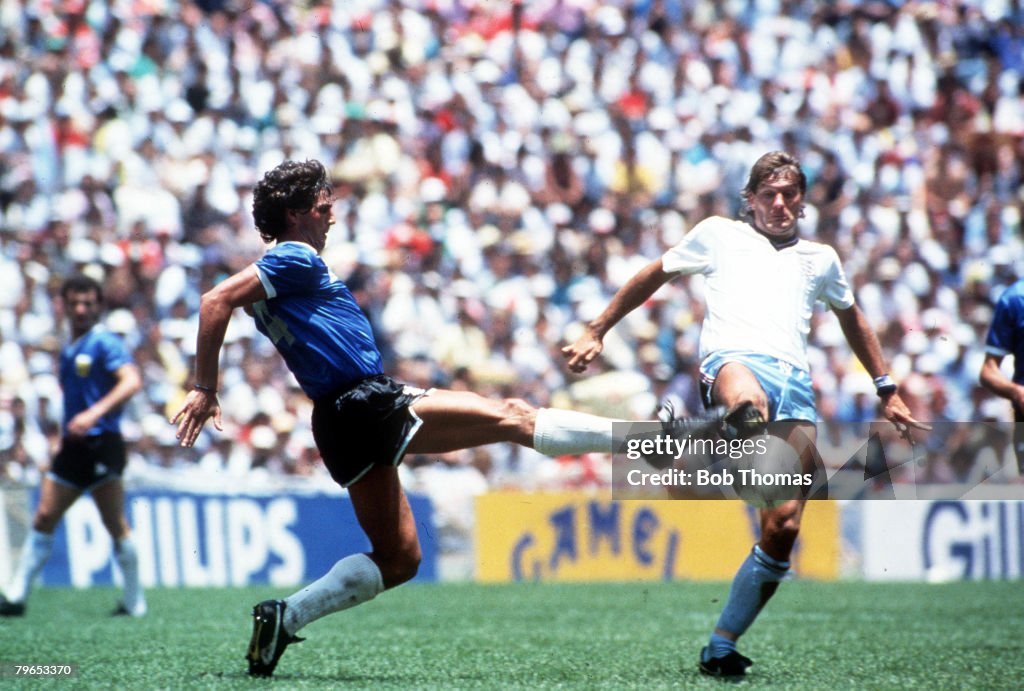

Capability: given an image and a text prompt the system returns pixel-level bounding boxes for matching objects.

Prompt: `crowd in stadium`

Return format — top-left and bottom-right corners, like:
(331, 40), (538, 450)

(1, 0), (1023, 503)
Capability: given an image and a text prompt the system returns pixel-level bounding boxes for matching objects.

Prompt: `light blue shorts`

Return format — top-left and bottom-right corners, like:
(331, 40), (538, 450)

(699, 351), (817, 423)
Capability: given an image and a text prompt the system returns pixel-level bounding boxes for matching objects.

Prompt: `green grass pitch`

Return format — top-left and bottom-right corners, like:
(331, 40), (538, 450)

(0, 580), (1021, 689)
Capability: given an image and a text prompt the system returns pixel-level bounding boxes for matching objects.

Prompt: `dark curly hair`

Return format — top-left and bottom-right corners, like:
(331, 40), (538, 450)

(251, 159), (333, 242)
(61, 273), (104, 303)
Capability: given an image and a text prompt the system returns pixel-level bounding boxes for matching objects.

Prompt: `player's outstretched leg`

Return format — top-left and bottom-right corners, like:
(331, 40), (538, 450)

(407, 388), (732, 462)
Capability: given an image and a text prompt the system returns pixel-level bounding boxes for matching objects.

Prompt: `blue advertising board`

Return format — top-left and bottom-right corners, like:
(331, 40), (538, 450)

(38, 488), (437, 587)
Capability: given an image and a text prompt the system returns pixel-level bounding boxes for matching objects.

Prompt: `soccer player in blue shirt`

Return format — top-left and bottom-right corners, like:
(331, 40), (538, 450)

(171, 159), (723, 678)
(980, 278), (1024, 473)
(1, 275), (146, 618)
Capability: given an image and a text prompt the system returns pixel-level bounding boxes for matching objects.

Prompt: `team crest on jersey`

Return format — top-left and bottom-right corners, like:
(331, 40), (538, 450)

(75, 353), (93, 377)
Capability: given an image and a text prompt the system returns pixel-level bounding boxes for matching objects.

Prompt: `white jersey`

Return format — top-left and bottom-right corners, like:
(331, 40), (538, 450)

(661, 216), (854, 371)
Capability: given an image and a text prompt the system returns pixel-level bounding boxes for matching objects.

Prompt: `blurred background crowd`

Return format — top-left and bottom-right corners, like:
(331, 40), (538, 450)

(1, 0), (1023, 517)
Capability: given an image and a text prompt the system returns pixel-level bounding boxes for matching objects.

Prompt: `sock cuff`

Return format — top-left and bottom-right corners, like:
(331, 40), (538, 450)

(31, 530), (55, 546)
(350, 553), (385, 595)
(752, 544), (790, 573)
(707, 632), (737, 659)
(115, 535), (137, 555)
(533, 408), (554, 451)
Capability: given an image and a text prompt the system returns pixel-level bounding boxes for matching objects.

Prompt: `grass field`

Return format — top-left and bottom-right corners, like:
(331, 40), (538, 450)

(0, 580), (1021, 689)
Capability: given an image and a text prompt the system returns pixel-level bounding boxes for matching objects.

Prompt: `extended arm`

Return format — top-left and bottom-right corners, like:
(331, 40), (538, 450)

(562, 258), (674, 373)
(833, 304), (931, 439)
(172, 266), (267, 447)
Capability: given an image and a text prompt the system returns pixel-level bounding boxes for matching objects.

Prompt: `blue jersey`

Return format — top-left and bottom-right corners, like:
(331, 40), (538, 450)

(59, 324), (134, 435)
(986, 280), (1024, 384)
(253, 242), (384, 400)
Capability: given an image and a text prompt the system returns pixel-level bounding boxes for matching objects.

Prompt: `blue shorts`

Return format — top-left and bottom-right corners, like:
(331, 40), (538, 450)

(699, 351), (816, 423)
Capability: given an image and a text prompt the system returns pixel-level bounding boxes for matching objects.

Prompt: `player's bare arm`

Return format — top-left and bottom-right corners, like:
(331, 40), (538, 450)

(979, 353), (1024, 409)
(173, 266), (267, 447)
(67, 363), (143, 438)
(833, 304), (931, 440)
(562, 258), (673, 373)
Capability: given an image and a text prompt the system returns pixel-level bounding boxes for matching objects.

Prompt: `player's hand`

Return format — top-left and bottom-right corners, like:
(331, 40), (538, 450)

(880, 392), (931, 443)
(171, 389), (223, 448)
(562, 329), (604, 373)
(66, 410), (99, 438)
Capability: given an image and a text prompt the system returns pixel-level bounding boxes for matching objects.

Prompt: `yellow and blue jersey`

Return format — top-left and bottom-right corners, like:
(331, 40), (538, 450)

(59, 324), (133, 435)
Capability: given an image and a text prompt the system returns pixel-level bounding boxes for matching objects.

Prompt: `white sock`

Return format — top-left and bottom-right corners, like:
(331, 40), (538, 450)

(5, 530), (54, 604)
(532, 408), (624, 457)
(283, 553), (384, 635)
(115, 535), (146, 616)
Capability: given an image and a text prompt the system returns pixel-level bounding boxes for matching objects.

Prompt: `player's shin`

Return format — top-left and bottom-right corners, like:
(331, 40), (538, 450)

(115, 535), (146, 615)
(283, 553), (384, 635)
(5, 530), (54, 603)
(708, 544), (789, 655)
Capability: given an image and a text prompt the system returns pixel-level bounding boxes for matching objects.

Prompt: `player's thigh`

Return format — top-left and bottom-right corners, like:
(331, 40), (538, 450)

(710, 362), (768, 410)
(33, 476), (82, 532)
(411, 389), (533, 425)
(407, 389), (535, 452)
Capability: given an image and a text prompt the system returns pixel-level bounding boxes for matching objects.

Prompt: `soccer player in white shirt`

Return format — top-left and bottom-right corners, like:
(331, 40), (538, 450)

(563, 151), (928, 677)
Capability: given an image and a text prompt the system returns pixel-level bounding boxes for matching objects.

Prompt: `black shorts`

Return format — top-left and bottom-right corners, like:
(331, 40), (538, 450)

(50, 432), (128, 491)
(312, 375), (428, 488)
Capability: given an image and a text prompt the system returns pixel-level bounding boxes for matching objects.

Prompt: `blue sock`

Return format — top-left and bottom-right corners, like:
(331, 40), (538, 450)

(708, 544), (789, 653)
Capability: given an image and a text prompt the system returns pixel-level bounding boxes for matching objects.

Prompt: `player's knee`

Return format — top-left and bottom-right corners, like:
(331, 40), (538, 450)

(723, 399), (769, 440)
(501, 398), (536, 435)
(744, 394), (769, 422)
(762, 511), (801, 555)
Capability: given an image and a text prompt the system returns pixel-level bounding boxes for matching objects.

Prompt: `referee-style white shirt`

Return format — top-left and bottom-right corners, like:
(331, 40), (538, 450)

(661, 216), (855, 372)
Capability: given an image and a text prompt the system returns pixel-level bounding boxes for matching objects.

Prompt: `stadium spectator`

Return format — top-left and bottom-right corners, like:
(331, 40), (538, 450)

(0, 0), (1020, 499)
(562, 150), (929, 677)
(1, 274), (146, 618)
